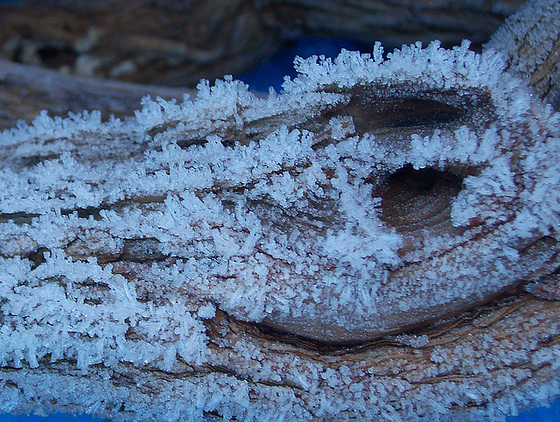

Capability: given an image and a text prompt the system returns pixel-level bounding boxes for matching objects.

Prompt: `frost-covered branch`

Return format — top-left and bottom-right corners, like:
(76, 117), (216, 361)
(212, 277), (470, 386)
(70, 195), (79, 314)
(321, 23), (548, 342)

(0, 59), (192, 131)
(486, 0), (560, 105)
(0, 0), (559, 421)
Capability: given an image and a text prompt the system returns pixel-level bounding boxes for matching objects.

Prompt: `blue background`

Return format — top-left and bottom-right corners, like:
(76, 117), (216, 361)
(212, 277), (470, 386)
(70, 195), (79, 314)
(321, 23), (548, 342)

(0, 2), (558, 420)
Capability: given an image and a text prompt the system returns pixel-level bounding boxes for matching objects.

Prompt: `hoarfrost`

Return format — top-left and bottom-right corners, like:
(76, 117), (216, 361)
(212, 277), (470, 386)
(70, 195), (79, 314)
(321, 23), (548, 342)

(0, 27), (559, 422)
(486, 0), (560, 101)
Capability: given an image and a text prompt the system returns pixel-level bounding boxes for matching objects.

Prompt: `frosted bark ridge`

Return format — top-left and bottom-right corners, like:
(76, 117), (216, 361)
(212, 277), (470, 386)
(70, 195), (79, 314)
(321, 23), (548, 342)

(486, 0), (560, 106)
(0, 35), (559, 421)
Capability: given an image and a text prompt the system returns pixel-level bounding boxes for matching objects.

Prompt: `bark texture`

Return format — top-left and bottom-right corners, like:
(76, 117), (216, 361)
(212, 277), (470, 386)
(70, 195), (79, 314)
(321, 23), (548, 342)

(0, 59), (193, 131)
(486, 0), (560, 105)
(0, 0), (523, 87)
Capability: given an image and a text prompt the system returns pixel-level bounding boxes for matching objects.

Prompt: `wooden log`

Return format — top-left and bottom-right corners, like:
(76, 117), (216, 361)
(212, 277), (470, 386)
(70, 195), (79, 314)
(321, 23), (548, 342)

(0, 59), (193, 131)
(0, 0), (281, 87)
(0, 0), (559, 421)
(0, 0), (523, 87)
(485, 0), (560, 105)
(268, 0), (525, 49)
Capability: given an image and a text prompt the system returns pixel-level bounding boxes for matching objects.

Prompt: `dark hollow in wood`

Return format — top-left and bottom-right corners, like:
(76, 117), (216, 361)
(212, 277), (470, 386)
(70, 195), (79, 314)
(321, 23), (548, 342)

(377, 165), (464, 233)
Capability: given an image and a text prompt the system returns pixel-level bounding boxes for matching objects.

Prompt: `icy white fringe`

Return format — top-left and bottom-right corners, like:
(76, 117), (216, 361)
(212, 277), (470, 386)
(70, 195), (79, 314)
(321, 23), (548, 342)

(0, 15), (559, 422)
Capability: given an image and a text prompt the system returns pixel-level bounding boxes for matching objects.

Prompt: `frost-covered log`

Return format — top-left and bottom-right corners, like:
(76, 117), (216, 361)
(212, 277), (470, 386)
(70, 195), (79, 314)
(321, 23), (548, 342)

(0, 59), (192, 131)
(486, 0), (560, 106)
(1, 0), (560, 421)
(0, 0), (522, 86)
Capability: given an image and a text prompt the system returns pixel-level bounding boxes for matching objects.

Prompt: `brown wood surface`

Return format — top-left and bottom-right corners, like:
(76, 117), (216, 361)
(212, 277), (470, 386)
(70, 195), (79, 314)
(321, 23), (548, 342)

(0, 0), (523, 87)
(0, 58), (193, 130)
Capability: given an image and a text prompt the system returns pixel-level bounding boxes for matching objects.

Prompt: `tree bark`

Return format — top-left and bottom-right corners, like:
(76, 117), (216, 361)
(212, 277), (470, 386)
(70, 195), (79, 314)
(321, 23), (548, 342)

(0, 0), (559, 421)
(486, 0), (560, 105)
(0, 0), (523, 87)
(0, 59), (193, 131)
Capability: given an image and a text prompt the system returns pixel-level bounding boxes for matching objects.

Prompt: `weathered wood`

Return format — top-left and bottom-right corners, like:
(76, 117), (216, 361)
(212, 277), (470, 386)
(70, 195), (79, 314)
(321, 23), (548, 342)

(0, 59), (193, 130)
(0, 0), (559, 421)
(486, 0), (560, 105)
(0, 0), (522, 87)
(0, 0), (279, 87)
(268, 0), (525, 49)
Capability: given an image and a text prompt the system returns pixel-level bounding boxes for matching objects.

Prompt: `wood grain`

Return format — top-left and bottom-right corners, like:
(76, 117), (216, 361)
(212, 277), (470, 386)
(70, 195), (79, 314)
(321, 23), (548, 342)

(0, 0), (522, 87)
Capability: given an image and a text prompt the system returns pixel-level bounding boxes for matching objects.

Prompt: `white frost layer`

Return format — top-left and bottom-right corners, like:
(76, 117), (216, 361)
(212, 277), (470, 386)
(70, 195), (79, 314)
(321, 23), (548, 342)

(0, 251), (208, 373)
(0, 39), (558, 326)
(486, 0), (560, 83)
(0, 37), (559, 421)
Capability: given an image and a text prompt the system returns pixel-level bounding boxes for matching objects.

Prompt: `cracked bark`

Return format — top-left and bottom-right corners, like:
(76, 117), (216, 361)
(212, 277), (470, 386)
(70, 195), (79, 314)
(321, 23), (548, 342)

(2, 292), (559, 420)
(0, 0), (522, 87)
